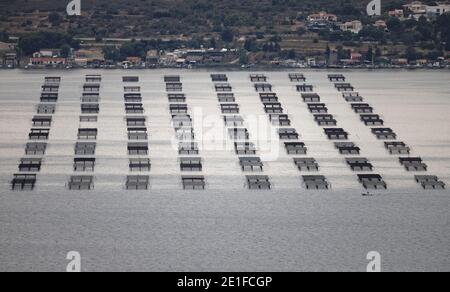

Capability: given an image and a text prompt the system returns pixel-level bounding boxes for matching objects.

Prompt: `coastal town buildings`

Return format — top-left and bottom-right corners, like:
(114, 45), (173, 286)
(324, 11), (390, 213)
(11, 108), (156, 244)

(307, 12), (338, 22)
(340, 20), (363, 34)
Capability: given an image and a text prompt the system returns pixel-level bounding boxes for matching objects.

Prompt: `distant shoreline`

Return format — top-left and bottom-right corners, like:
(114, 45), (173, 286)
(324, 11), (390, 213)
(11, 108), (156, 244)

(1, 66), (450, 72)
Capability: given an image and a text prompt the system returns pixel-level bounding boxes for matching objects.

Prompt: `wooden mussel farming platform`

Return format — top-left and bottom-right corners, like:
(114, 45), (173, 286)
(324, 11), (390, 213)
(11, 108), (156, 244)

(346, 158), (374, 171)
(285, 142), (308, 155)
(246, 175), (271, 190)
(289, 73), (306, 82)
(415, 175), (446, 190)
(328, 74), (346, 82)
(302, 175), (329, 190)
(358, 174), (387, 190)
(294, 158), (319, 171)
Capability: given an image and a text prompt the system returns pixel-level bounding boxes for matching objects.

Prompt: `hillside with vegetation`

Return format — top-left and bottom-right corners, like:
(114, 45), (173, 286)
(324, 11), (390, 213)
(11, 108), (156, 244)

(0, 0), (412, 37)
(1, 0), (450, 68)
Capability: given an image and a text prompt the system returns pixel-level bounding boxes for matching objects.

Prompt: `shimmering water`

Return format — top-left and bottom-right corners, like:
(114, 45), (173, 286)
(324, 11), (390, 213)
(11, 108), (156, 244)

(0, 69), (449, 271)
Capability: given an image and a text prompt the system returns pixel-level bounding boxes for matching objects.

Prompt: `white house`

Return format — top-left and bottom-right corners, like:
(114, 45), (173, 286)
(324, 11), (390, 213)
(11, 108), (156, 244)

(340, 21), (363, 34)
(426, 3), (450, 19)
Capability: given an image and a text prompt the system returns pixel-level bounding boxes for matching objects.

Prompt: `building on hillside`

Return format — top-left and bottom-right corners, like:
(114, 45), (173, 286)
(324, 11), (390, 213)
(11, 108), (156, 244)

(185, 50), (205, 64)
(404, 1), (427, 19)
(426, 3), (450, 19)
(0, 41), (16, 52)
(146, 50), (160, 67)
(374, 20), (388, 30)
(72, 49), (105, 67)
(122, 57), (143, 69)
(391, 58), (408, 66)
(389, 9), (405, 18)
(33, 49), (61, 58)
(307, 12), (338, 22)
(29, 57), (66, 67)
(351, 53), (363, 61)
(204, 50), (227, 63)
(404, 1), (427, 13)
(340, 21), (363, 34)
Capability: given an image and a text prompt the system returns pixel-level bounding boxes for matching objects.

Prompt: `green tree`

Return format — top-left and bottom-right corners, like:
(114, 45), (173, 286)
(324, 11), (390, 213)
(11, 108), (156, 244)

(387, 17), (403, 33)
(0, 30), (9, 42)
(239, 50), (249, 65)
(102, 47), (121, 62)
(18, 32), (79, 55)
(366, 47), (373, 62)
(60, 44), (71, 58)
(405, 46), (418, 61)
(221, 28), (235, 43)
(48, 12), (62, 27)
(244, 38), (259, 52)
(437, 13), (450, 50)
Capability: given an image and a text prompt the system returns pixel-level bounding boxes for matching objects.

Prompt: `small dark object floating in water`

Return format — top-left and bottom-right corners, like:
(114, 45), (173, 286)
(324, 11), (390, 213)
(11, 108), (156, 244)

(362, 192), (374, 197)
